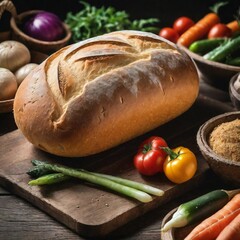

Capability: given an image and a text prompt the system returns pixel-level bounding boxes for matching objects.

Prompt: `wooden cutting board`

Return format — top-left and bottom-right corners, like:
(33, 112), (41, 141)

(0, 95), (233, 238)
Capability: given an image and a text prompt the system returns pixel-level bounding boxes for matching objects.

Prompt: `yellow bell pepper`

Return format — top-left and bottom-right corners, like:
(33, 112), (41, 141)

(163, 146), (197, 184)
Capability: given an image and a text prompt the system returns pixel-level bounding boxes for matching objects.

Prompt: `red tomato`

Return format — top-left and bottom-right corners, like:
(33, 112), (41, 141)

(159, 27), (179, 43)
(208, 23), (232, 39)
(173, 16), (195, 35)
(134, 136), (168, 176)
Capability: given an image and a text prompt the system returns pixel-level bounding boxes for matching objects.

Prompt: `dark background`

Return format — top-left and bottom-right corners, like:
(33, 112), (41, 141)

(1, 0), (239, 32)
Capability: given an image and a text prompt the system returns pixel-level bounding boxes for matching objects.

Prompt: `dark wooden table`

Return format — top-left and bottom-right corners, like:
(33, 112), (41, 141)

(0, 80), (236, 240)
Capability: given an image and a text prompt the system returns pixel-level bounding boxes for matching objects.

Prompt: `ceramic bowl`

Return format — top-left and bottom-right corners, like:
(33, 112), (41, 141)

(179, 45), (240, 90)
(196, 111), (240, 186)
(229, 73), (240, 110)
(10, 10), (71, 54)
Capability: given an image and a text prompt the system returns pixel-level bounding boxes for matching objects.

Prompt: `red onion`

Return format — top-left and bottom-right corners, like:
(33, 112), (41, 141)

(23, 11), (65, 42)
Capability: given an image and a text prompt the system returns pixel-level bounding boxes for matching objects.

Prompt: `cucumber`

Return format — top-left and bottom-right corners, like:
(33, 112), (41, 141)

(189, 38), (225, 55)
(203, 35), (240, 62)
(161, 189), (240, 232)
(226, 57), (240, 66)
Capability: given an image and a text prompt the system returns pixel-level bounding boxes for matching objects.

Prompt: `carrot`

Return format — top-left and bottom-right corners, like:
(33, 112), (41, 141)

(177, 13), (220, 47)
(227, 20), (240, 35)
(184, 193), (240, 240)
(216, 212), (240, 240)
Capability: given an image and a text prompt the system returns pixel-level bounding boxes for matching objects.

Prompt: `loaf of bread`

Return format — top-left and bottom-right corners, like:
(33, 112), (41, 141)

(13, 30), (199, 157)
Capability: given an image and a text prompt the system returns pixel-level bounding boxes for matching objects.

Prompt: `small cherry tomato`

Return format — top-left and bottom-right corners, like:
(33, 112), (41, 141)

(208, 23), (232, 39)
(159, 27), (179, 43)
(134, 136), (168, 176)
(163, 146), (197, 184)
(173, 16), (195, 35)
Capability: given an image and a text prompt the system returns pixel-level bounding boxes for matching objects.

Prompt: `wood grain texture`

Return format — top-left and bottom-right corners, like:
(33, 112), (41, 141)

(0, 178), (223, 240)
(0, 94), (233, 238)
(0, 194), (81, 240)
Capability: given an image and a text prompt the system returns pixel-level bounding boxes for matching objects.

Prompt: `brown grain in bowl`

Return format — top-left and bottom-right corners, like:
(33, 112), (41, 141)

(208, 118), (240, 162)
(196, 111), (240, 186)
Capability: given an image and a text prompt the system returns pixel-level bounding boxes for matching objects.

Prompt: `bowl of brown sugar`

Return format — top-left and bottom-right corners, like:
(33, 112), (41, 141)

(197, 111), (240, 186)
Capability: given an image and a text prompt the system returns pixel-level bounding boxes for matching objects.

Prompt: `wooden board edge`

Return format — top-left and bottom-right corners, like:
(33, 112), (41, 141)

(0, 167), (211, 237)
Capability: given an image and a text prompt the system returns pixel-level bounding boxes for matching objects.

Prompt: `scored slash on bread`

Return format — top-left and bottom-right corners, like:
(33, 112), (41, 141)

(13, 30), (199, 157)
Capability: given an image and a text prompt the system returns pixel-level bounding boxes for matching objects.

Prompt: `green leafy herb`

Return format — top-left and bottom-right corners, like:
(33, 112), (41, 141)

(65, 1), (159, 42)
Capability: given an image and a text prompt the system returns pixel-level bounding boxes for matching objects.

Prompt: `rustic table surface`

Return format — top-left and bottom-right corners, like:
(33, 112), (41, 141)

(0, 80), (236, 240)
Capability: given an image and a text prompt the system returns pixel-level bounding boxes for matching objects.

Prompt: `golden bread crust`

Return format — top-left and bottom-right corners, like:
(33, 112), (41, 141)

(14, 30), (199, 157)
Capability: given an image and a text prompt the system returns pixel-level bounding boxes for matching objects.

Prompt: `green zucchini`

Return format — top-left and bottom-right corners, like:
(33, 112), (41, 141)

(161, 189), (240, 232)
(203, 35), (240, 62)
(189, 38), (225, 55)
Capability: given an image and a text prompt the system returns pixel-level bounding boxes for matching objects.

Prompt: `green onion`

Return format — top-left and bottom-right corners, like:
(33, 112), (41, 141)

(83, 170), (164, 197)
(28, 161), (157, 203)
(29, 160), (164, 197)
(32, 159), (46, 166)
(203, 35), (240, 62)
(27, 164), (52, 178)
(29, 173), (70, 185)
